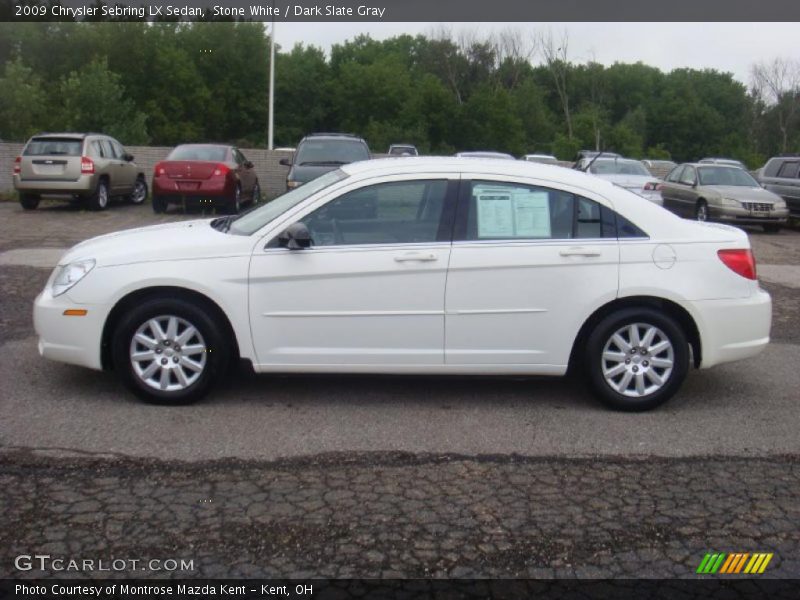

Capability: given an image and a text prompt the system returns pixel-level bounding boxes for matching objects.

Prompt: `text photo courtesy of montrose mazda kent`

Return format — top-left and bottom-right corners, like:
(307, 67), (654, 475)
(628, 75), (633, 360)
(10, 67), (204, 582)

(33, 158), (771, 412)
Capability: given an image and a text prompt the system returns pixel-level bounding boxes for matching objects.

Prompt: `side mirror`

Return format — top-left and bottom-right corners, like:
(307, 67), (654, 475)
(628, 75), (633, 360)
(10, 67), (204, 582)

(279, 158), (290, 167)
(123, 153), (134, 162)
(244, 160), (254, 169)
(277, 222), (312, 250)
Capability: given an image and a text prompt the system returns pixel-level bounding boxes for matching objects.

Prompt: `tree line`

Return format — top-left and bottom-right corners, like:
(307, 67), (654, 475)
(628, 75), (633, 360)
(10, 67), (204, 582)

(0, 22), (798, 167)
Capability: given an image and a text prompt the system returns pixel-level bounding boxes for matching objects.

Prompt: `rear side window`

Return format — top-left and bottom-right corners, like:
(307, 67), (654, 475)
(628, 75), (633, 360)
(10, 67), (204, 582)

(776, 161), (800, 179)
(459, 181), (624, 241)
(24, 138), (83, 156)
(665, 166), (684, 182)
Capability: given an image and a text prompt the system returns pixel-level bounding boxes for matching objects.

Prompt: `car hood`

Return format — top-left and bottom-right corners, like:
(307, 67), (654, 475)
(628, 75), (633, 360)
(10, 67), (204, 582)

(700, 185), (781, 203)
(60, 219), (250, 267)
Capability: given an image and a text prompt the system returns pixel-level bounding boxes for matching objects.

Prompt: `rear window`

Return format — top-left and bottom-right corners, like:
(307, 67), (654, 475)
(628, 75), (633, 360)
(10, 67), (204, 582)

(296, 140), (370, 165)
(167, 145), (229, 161)
(24, 138), (83, 156)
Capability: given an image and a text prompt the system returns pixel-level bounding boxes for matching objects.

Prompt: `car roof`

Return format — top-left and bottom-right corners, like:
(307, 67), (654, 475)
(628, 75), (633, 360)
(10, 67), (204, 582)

(30, 132), (100, 139)
(302, 133), (366, 142)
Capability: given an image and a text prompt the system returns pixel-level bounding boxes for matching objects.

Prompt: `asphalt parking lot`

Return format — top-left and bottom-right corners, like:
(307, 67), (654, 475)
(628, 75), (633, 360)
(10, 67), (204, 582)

(1, 199), (799, 578)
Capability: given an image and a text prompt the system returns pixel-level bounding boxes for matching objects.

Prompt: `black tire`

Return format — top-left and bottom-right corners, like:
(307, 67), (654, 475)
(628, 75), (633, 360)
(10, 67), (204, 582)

(86, 179), (110, 211)
(763, 224), (781, 233)
(250, 181), (261, 206)
(152, 195), (168, 214)
(227, 184), (242, 214)
(695, 199), (708, 222)
(585, 307), (689, 412)
(112, 297), (231, 405)
(19, 193), (40, 210)
(129, 177), (148, 205)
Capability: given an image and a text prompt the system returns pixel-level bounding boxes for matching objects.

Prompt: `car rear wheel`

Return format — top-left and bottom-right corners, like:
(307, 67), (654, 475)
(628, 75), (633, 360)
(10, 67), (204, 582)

(112, 297), (230, 404)
(152, 195), (168, 214)
(19, 193), (40, 210)
(585, 308), (689, 411)
(129, 177), (148, 205)
(695, 200), (708, 222)
(87, 180), (109, 211)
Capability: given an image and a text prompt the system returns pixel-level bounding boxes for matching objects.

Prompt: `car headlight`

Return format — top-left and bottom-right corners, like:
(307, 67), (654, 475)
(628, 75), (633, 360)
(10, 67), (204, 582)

(720, 197), (741, 207)
(773, 198), (787, 209)
(51, 259), (95, 297)
(287, 180), (301, 189)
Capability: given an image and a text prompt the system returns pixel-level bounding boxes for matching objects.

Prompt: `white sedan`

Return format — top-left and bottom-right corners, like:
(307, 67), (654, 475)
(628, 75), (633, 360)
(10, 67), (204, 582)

(34, 158), (771, 411)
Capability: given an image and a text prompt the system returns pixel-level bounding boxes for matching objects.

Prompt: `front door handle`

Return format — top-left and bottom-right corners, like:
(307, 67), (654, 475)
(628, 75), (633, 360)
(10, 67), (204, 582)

(394, 252), (438, 262)
(559, 247), (601, 257)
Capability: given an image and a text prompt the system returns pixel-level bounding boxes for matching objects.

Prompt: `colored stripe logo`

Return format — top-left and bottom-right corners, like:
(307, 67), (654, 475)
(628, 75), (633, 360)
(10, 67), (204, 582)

(697, 552), (773, 574)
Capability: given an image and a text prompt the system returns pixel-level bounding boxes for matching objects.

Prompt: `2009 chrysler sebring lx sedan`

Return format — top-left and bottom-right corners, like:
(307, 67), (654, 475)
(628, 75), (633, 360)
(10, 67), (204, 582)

(34, 158), (771, 411)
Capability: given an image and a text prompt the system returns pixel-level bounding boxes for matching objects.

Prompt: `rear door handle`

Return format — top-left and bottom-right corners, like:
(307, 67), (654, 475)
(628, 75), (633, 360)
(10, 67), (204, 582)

(559, 247), (601, 257)
(394, 252), (438, 262)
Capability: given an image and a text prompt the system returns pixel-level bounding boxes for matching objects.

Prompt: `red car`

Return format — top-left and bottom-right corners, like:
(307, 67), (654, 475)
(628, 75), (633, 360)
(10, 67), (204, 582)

(152, 144), (260, 213)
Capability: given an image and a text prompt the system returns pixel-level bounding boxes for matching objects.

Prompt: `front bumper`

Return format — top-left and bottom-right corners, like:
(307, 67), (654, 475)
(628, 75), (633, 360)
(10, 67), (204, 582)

(710, 204), (789, 225)
(693, 288), (772, 369)
(33, 288), (107, 370)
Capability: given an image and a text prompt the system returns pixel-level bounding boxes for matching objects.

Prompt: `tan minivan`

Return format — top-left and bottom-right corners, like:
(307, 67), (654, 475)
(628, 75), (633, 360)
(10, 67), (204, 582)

(13, 133), (148, 211)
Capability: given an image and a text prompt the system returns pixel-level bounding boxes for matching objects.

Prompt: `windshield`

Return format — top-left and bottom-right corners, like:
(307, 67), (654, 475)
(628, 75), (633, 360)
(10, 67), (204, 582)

(295, 140), (369, 165)
(24, 138), (83, 156)
(589, 160), (650, 176)
(228, 169), (349, 235)
(168, 145), (229, 161)
(698, 166), (758, 187)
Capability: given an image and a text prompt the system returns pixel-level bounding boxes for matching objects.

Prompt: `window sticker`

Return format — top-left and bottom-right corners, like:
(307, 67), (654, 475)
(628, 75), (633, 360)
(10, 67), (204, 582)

(474, 185), (551, 238)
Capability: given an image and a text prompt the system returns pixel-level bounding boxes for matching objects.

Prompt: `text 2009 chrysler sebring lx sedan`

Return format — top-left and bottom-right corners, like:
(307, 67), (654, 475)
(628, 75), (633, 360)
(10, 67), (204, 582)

(34, 158), (771, 411)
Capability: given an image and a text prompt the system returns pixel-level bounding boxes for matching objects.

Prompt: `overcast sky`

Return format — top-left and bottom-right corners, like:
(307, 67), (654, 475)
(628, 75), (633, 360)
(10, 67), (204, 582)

(272, 22), (800, 86)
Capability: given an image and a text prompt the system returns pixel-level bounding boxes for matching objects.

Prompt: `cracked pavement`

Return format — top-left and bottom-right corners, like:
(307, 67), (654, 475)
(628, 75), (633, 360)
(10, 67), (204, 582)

(1, 202), (799, 579)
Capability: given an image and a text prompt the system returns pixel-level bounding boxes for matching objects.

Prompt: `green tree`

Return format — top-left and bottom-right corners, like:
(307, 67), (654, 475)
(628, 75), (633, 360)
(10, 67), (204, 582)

(0, 58), (49, 141)
(59, 57), (148, 144)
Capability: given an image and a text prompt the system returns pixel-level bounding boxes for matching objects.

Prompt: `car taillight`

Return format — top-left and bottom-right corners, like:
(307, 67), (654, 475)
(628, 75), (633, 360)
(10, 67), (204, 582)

(80, 156), (94, 174)
(154, 162), (165, 176)
(717, 249), (757, 280)
(13, 156), (20, 175)
(643, 181), (661, 191)
(213, 164), (230, 177)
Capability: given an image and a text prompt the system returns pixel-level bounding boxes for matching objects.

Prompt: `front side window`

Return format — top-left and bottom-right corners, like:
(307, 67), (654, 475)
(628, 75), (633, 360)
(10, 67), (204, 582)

(776, 161), (800, 179)
(110, 140), (125, 159)
(679, 167), (696, 185)
(461, 181), (617, 241)
(301, 180), (449, 247)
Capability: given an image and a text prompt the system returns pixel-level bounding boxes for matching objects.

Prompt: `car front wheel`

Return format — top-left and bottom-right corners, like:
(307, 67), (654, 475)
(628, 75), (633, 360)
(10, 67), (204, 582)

(585, 308), (689, 411)
(112, 297), (230, 404)
(129, 177), (148, 205)
(695, 200), (708, 222)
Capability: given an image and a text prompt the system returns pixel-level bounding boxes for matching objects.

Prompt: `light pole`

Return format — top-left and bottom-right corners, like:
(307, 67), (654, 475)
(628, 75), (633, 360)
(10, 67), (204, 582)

(267, 4), (275, 150)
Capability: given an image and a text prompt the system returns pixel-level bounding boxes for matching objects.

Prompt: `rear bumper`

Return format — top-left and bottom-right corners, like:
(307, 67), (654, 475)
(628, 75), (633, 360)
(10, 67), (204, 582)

(13, 174), (95, 195)
(33, 289), (107, 371)
(152, 176), (233, 200)
(693, 289), (772, 369)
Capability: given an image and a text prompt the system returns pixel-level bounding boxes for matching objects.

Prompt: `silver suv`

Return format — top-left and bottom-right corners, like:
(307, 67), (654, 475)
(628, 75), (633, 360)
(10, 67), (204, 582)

(13, 132), (148, 211)
(757, 155), (800, 217)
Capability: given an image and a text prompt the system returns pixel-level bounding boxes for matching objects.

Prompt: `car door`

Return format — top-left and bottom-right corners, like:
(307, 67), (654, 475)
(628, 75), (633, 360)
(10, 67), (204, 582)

(111, 139), (137, 193)
(444, 177), (620, 368)
(101, 138), (126, 193)
(659, 165), (684, 212)
(233, 148), (256, 195)
(673, 165), (699, 216)
(248, 175), (458, 367)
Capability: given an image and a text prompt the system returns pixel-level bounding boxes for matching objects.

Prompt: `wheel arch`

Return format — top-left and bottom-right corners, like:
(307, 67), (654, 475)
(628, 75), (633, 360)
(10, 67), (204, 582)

(100, 286), (240, 370)
(568, 295), (702, 372)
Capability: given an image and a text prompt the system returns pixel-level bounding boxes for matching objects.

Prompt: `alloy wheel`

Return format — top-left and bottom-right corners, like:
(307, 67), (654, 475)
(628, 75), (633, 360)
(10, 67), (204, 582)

(600, 322), (675, 398)
(129, 315), (207, 392)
